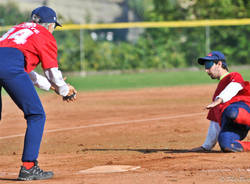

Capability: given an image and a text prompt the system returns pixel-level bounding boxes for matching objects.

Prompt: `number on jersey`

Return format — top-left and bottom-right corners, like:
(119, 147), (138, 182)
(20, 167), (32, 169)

(0, 28), (34, 44)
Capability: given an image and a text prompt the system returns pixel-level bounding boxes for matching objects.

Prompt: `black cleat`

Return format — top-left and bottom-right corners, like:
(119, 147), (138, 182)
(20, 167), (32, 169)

(17, 162), (54, 181)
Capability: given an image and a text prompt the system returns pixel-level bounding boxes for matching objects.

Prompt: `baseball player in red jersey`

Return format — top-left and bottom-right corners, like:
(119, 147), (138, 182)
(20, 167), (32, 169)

(0, 6), (77, 180)
(191, 51), (250, 152)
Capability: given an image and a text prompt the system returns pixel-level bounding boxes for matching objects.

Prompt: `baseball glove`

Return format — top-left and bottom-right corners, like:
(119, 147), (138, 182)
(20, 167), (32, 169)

(63, 91), (77, 101)
(63, 84), (77, 102)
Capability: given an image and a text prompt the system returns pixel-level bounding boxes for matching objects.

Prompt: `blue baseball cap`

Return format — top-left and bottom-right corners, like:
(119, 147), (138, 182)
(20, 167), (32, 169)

(31, 6), (61, 27)
(198, 51), (226, 65)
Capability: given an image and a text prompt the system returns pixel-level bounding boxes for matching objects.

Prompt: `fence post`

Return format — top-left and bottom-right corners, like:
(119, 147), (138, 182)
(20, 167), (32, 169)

(80, 28), (86, 76)
(205, 26), (210, 54)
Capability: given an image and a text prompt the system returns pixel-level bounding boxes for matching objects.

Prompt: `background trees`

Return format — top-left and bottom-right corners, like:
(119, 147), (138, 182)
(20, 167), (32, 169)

(0, 2), (29, 26)
(0, 0), (249, 71)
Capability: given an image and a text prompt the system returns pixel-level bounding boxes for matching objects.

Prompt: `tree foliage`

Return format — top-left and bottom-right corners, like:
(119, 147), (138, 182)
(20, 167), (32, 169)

(0, 1), (249, 72)
(0, 2), (29, 26)
(143, 0), (250, 66)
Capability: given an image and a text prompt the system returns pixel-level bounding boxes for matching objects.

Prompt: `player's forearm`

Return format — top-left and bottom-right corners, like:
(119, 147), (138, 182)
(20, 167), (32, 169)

(216, 82), (243, 103)
(202, 121), (221, 150)
(206, 98), (223, 109)
(28, 71), (51, 91)
(44, 67), (69, 96)
(206, 82), (243, 109)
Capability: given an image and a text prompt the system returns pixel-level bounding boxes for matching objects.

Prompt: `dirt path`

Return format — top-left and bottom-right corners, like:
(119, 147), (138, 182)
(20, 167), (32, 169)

(0, 84), (249, 184)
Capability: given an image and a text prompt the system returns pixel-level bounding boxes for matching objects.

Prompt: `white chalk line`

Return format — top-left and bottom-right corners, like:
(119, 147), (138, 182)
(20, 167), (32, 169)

(0, 171), (17, 176)
(0, 112), (206, 140)
(76, 167), (250, 175)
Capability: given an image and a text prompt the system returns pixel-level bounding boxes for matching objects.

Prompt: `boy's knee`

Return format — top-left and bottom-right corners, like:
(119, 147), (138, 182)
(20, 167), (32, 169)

(218, 134), (243, 152)
(224, 106), (238, 120)
(218, 134), (229, 152)
(39, 112), (46, 122)
(37, 112), (46, 123)
(25, 110), (46, 124)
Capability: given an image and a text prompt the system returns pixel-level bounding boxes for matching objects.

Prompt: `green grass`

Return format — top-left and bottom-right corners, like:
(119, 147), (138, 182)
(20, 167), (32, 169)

(2, 69), (249, 95)
(65, 69), (250, 91)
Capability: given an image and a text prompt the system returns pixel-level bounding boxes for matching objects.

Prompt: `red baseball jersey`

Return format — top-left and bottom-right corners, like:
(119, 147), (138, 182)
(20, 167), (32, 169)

(0, 22), (58, 73)
(207, 72), (250, 125)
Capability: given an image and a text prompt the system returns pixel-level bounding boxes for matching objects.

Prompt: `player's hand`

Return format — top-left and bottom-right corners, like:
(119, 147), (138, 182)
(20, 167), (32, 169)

(205, 98), (223, 110)
(63, 84), (77, 102)
(190, 146), (208, 152)
(206, 102), (217, 109)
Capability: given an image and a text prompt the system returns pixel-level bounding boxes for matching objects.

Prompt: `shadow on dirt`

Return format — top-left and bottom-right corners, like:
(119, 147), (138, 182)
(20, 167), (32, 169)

(0, 178), (17, 181)
(81, 148), (221, 154)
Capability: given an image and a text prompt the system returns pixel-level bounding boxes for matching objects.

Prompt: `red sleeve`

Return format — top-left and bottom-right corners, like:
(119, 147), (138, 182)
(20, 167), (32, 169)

(229, 72), (244, 85)
(35, 29), (58, 69)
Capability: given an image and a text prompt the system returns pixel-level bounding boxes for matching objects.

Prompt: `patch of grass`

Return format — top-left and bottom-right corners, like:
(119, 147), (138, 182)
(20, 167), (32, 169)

(2, 69), (249, 94)
(66, 70), (207, 91)
(65, 69), (250, 91)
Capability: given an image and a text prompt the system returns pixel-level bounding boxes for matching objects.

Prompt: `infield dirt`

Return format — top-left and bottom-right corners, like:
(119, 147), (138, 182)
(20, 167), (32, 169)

(0, 84), (249, 184)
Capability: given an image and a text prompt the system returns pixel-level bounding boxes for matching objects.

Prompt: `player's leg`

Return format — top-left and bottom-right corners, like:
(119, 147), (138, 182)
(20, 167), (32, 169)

(3, 72), (54, 180)
(0, 47), (25, 121)
(218, 131), (243, 152)
(0, 85), (2, 120)
(2, 72), (46, 161)
(224, 101), (250, 126)
(218, 103), (250, 152)
(219, 133), (250, 152)
(234, 108), (250, 126)
(236, 141), (250, 151)
(0, 47), (53, 180)
(217, 129), (250, 152)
